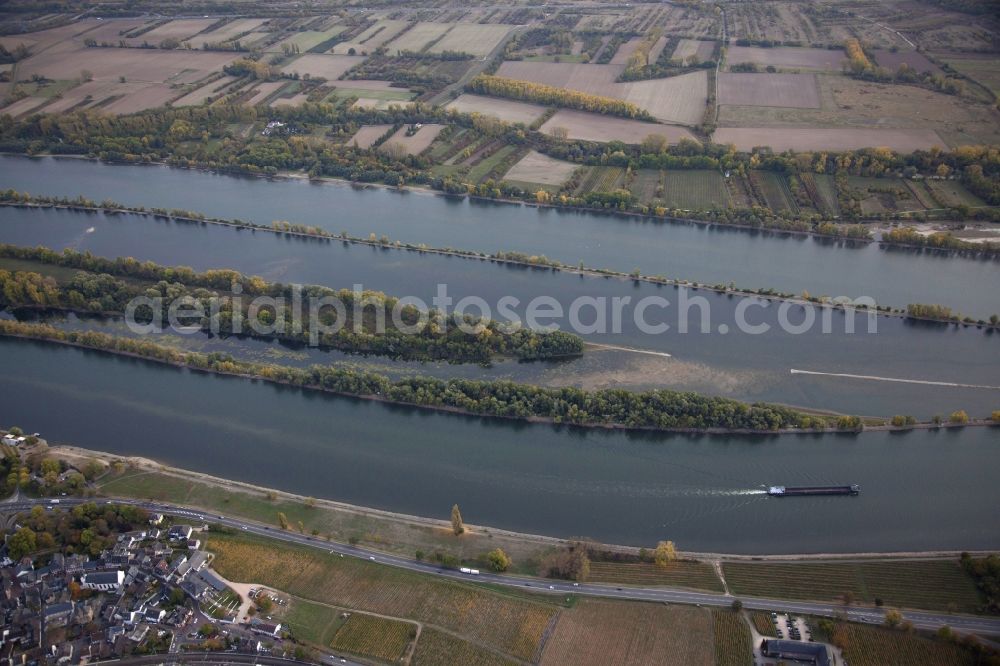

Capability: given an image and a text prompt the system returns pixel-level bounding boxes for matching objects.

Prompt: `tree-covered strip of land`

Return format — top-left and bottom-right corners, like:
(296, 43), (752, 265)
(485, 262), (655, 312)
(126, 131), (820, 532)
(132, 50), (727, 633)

(0, 319), (812, 432)
(0, 245), (583, 363)
(466, 74), (653, 120)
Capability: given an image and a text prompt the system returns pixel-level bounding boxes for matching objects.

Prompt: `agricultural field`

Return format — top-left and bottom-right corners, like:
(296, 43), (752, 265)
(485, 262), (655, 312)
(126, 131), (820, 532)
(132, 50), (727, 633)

(749, 611), (778, 637)
(872, 49), (943, 76)
(608, 37), (646, 65)
(348, 124), (395, 150)
(540, 600), (713, 666)
(924, 179), (985, 209)
(717, 73), (821, 108)
(712, 128), (946, 153)
(716, 74), (1000, 147)
(494, 61), (708, 125)
(722, 559), (985, 613)
(586, 561), (725, 592)
(172, 76), (239, 107)
(711, 610), (753, 666)
(429, 24), (513, 58)
(838, 624), (977, 666)
(206, 532), (558, 662)
(671, 39), (715, 64)
(138, 19), (216, 44)
(750, 171), (798, 214)
(575, 166), (627, 195)
(384, 22), (452, 54)
(646, 170), (732, 210)
(936, 53), (1000, 96)
(846, 176), (930, 215)
(281, 54), (364, 81)
(330, 613), (415, 662)
(330, 86), (414, 106)
(503, 150), (577, 187)
(16, 44), (236, 85)
(446, 94), (548, 126)
(332, 19), (410, 55)
(726, 46), (845, 71)
(541, 110), (697, 145)
(799, 173), (840, 216)
(242, 81), (288, 106)
(380, 124), (446, 156)
(195, 18), (267, 46)
(412, 628), (519, 666)
(270, 26), (348, 54)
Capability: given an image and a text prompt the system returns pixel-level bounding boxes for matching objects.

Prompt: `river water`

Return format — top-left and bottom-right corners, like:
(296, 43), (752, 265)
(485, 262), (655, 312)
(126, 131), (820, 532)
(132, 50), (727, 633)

(1, 205), (997, 418)
(1, 155), (998, 316)
(2, 337), (998, 554)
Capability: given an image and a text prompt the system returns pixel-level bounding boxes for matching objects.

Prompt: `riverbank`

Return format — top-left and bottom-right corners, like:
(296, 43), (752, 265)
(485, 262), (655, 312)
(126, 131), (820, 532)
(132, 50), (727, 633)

(3, 197), (997, 328)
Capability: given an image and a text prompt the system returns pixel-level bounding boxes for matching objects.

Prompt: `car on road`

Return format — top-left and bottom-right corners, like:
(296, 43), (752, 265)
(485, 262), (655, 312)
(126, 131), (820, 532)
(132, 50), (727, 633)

(369, 556), (375, 561)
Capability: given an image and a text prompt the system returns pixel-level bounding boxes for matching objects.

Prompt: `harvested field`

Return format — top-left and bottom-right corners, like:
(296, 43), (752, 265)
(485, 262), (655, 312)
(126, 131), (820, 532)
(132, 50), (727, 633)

(332, 19), (410, 55)
(671, 39), (714, 63)
(587, 561), (724, 591)
(718, 73), (820, 108)
(429, 24), (513, 57)
(494, 61), (707, 124)
(281, 54), (364, 80)
(711, 610), (752, 666)
(207, 533), (557, 662)
(16, 45), (237, 85)
(271, 26), (348, 54)
(446, 94), (548, 125)
(140, 19), (217, 44)
(98, 83), (177, 114)
(658, 170), (731, 210)
(722, 559), (984, 613)
(504, 150), (577, 187)
(243, 81), (288, 106)
(331, 87), (414, 106)
(839, 623), (975, 666)
(352, 97), (414, 110)
(330, 614), (414, 662)
(726, 46), (845, 71)
(384, 22), (452, 54)
(195, 18), (266, 45)
(541, 110), (696, 145)
(348, 124), (394, 149)
(609, 37), (646, 65)
(873, 49), (943, 76)
(173, 76), (239, 107)
(0, 96), (50, 117)
(413, 628), (518, 666)
(540, 600), (713, 666)
(713, 127), (946, 153)
(380, 124), (446, 156)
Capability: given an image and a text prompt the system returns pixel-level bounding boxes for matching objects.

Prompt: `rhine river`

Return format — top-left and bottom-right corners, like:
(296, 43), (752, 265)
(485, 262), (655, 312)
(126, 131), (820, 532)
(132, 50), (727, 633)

(2, 337), (998, 554)
(1, 155), (998, 316)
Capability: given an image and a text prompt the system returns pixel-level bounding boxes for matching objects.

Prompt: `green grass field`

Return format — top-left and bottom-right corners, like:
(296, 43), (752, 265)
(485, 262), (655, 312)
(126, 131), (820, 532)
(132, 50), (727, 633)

(467, 145), (519, 183)
(924, 179), (986, 208)
(0, 257), (86, 283)
(327, 87), (415, 104)
(575, 166), (626, 195)
(587, 561), (724, 592)
(723, 559), (984, 613)
(283, 599), (349, 645)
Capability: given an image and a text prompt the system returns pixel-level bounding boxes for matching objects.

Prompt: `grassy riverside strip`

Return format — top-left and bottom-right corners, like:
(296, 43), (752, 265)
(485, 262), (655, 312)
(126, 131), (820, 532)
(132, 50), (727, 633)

(0, 245), (584, 364)
(0, 319), (812, 432)
(2, 194), (997, 327)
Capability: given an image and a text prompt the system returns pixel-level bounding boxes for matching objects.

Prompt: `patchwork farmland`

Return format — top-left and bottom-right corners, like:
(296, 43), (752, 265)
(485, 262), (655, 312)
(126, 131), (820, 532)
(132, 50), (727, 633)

(281, 54), (364, 80)
(446, 94), (548, 125)
(504, 150), (577, 187)
(712, 127), (946, 153)
(726, 45), (846, 71)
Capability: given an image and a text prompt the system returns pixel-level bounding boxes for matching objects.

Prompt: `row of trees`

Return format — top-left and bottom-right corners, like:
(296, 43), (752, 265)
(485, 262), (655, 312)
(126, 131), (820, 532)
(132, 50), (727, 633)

(11, 503), (149, 560)
(0, 319), (812, 432)
(466, 75), (653, 120)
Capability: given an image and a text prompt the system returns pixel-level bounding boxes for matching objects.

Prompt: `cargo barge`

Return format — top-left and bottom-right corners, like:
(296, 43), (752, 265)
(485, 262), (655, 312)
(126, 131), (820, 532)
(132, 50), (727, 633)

(768, 485), (859, 497)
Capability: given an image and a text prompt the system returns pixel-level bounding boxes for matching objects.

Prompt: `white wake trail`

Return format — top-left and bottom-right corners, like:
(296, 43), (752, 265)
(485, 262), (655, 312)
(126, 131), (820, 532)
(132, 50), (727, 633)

(791, 369), (1000, 390)
(588, 343), (671, 358)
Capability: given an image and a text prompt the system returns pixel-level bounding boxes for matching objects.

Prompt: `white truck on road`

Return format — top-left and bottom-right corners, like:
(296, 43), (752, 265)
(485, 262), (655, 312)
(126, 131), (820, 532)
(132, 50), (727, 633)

(459, 567), (480, 575)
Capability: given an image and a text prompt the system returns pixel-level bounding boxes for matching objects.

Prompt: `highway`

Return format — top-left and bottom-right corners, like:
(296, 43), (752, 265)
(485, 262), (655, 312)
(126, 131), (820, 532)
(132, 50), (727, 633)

(6, 498), (999, 638)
